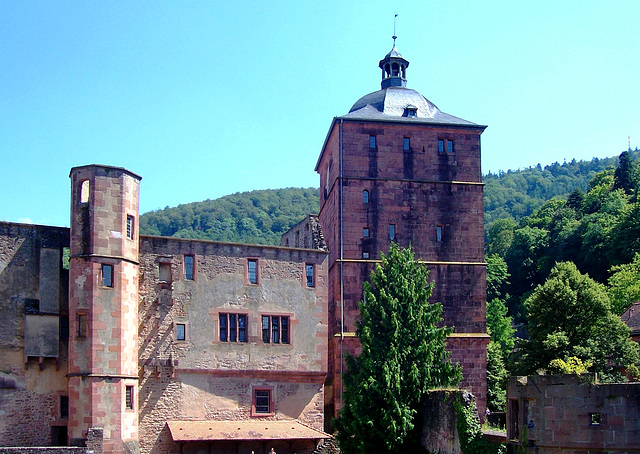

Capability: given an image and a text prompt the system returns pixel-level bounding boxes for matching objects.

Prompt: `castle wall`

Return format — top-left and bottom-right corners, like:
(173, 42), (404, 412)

(0, 223), (70, 447)
(137, 236), (328, 454)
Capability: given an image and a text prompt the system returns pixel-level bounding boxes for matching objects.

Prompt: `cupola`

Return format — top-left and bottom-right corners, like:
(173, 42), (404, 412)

(379, 44), (409, 89)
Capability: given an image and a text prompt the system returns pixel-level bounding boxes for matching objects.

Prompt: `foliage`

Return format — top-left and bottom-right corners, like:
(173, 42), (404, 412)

(486, 254), (510, 302)
(335, 244), (461, 454)
(139, 187), (320, 245)
(455, 393), (506, 454)
(547, 357), (592, 375)
(514, 262), (638, 376)
(486, 341), (508, 412)
(613, 150), (638, 196)
(608, 253), (640, 315)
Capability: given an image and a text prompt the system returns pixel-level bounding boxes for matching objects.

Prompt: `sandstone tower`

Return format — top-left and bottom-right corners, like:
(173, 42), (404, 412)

(316, 44), (489, 422)
(67, 165), (142, 453)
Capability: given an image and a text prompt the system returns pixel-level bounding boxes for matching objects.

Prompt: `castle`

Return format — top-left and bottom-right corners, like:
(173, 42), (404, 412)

(0, 44), (486, 454)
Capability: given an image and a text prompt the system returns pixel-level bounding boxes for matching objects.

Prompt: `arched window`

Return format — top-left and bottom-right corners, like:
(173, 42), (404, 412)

(80, 180), (90, 203)
(363, 190), (369, 203)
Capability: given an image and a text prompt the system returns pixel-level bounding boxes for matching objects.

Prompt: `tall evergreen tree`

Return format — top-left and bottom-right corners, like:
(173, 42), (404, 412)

(335, 244), (461, 454)
(613, 150), (637, 196)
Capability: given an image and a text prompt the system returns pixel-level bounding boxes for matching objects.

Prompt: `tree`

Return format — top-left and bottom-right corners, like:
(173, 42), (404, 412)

(515, 262), (638, 377)
(335, 244), (461, 454)
(613, 150), (637, 196)
(486, 341), (508, 412)
(608, 252), (640, 315)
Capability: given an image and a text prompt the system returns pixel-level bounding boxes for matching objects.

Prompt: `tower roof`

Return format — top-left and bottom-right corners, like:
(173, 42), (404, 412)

(344, 45), (482, 127)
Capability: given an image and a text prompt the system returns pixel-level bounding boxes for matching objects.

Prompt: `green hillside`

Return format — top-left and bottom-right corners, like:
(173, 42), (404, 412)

(140, 150), (640, 245)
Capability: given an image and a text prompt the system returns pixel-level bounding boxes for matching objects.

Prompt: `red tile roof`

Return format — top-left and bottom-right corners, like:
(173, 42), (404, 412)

(167, 420), (330, 442)
(621, 301), (640, 335)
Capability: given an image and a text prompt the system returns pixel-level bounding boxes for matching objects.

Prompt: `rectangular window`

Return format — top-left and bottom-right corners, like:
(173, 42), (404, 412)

(403, 137), (410, 151)
(438, 139), (445, 153)
(60, 396), (69, 419)
(389, 224), (396, 240)
(102, 264), (113, 287)
(363, 227), (370, 238)
(247, 259), (258, 284)
(362, 251), (370, 259)
(254, 389), (271, 414)
(447, 140), (455, 153)
(159, 262), (171, 282)
(60, 317), (69, 340)
(125, 386), (134, 410)
(176, 323), (186, 341)
(126, 215), (135, 240)
(369, 135), (376, 149)
(77, 313), (87, 338)
(184, 255), (194, 280)
(219, 313), (247, 342)
(262, 315), (290, 344)
(305, 264), (315, 287)
(436, 225), (443, 242)
(590, 413), (601, 426)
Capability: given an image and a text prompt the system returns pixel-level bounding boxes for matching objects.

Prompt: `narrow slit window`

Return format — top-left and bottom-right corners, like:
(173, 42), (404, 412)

(403, 137), (410, 151)
(447, 140), (455, 153)
(125, 386), (134, 410)
(438, 139), (445, 153)
(389, 224), (396, 240)
(77, 313), (87, 338)
(176, 323), (186, 341)
(369, 135), (376, 149)
(126, 215), (135, 240)
(184, 255), (194, 280)
(436, 225), (443, 242)
(247, 259), (258, 284)
(80, 180), (90, 203)
(363, 190), (369, 203)
(102, 264), (113, 287)
(305, 264), (315, 287)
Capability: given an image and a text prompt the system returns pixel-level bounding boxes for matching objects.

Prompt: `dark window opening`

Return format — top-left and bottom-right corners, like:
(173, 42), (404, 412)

(389, 224), (396, 240)
(305, 264), (314, 287)
(25, 298), (40, 314)
(60, 317), (69, 340)
(77, 313), (87, 338)
(262, 315), (289, 344)
(363, 228), (370, 238)
(590, 413), (601, 426)
(436, 226), (443, 242)
(363, 190), (369, 203)
(125, 386), (134, 410)
(60, 395), (69, 419)
(248, 259), (258, 284)
(369, 135), (376, 149)
(403, 137), (410, 151)
(255, 389), (271, 414)
(438, 139), (445, 153)
(184, 255), (194, 280)
(102, 264), (113, 287)
(447, 140), (455, 153)
(219, 314), (247, 342)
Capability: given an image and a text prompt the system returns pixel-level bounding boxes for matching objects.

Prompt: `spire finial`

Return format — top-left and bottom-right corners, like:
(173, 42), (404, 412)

(392, 13), (398, 46)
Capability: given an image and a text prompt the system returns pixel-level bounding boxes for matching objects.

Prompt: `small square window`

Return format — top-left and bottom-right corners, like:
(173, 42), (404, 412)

(126, 215), (135, 240)
(184, 255), (194, 280)
(403, 137), (410, 151)
(590, 413), (601, 426)
(447, 140), (455, 153)
(248, 259), (258, 284)
(102, 264), (113, 287)
(363, 228), (370, 238)
(159, 262), (171, 282)
(389, 224), (396, 240)
(369, 135), (376, 149)
(305, 264), (315, 287)
(436, 226), (443, 242)
(125, 386), (134, 410)
(438, 139), (445, 153)
(362, 252), (370, 259)
(253, 389), (272, 415)
(176, 323), (186, 341)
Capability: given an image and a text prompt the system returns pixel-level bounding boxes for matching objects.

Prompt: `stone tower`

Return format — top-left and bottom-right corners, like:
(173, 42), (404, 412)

(316, 44), (489, 422)
(67, 165), (142, 453)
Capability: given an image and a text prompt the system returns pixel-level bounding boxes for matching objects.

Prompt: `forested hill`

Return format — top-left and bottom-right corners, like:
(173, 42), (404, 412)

(139, 150), (640, 244)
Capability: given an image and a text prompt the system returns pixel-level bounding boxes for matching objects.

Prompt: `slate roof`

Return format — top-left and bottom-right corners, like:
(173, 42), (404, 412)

(344, 86), (481, 127)
(167, 420), (330, 442)
(621, 301), (640, 336)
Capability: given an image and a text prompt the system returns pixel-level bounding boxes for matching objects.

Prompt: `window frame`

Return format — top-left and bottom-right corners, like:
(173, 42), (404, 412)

(363, 227), (370, 238)
(261, 314), (291, 345)
(389, 224), (396, 241)
(184, 255), (195, 280)
(76, 313), (87, 338)
(126, 215), (135, 240)
(438, 139), (445, 153)
(175, 322), (187, 342)
(436, 225), (443, 242)
(102, 264), (114, 288)
(362, 251), (370, 259)
(60, 395), (69, 419)
(219, 313), (248, 343)
(362, 190), (369, 203)
(305, 264), (315, 288)
(252, 387), (274, 417)
(125, 385), (134, 410)
(247, 258), (259, 285)
(447, 140), (455, 153)
(158, 262), (171, 283)
(403, 137), (410, 151)
(369, 135), (376, 149)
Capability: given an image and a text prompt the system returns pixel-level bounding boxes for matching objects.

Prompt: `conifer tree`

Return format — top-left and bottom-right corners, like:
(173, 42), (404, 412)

(335, 244), (461, 454)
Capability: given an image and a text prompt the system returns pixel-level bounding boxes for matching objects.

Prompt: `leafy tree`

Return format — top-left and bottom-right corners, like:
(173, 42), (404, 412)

(486, 254), (509, 302)
(486, 341), (508, 412)
(335, 244), (461, 454)
(486, 218), (517, 257)
(487, 297), (515, 360)
(608, 252), (640, 315)
(514, 262), (638, 376)
(547, 357), (591, 375)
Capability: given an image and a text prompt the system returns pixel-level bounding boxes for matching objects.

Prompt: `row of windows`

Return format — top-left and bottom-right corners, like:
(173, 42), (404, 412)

(175, 314), (291, 344)
(368, 135), (455, 153)
(360, 225), (443, 259)
(102, 258), (315, 288)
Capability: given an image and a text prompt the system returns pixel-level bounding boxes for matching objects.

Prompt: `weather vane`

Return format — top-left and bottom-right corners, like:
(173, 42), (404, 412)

(393, 13), (398, 46)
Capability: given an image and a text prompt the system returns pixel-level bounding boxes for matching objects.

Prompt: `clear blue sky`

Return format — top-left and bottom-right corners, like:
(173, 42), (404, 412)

(1, 1), (638, 227)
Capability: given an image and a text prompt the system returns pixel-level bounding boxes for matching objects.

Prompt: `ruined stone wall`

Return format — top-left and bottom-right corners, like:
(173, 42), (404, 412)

(507, 375), (640, 453)
(137, 236), (328, 454)
(0, 223), (70, 447)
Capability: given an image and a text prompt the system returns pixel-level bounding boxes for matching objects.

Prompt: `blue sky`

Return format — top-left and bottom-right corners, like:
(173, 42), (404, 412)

(1, 1), (639, 227)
